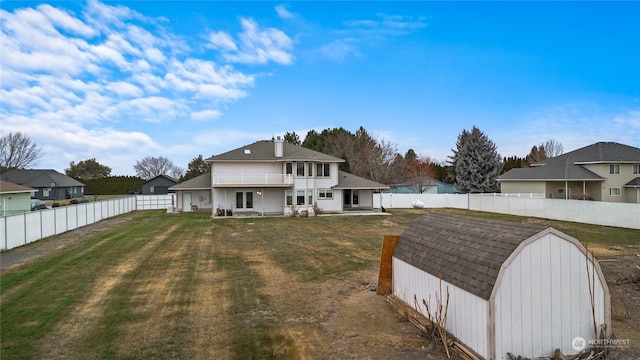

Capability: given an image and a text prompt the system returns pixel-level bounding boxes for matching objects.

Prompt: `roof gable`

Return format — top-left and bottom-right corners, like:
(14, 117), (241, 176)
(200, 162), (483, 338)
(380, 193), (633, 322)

(206, 140), (344, 163)
(393, 212), (547, 300)
(142, 174), (177, 185)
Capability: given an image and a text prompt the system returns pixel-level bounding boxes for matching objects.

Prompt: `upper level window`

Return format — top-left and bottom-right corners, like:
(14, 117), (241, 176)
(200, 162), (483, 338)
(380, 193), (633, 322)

(609, 164), (620, 174)
(296, 162), (305, 177)
(308, 163), (314, 177)
(285, 162), (293, 175)
(634, 164), (640, 174)
(316, 163), (331, 177)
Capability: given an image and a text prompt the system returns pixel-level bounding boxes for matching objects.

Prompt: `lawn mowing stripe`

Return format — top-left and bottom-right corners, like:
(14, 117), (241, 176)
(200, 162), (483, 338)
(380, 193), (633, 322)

(0, 211), (176, 359)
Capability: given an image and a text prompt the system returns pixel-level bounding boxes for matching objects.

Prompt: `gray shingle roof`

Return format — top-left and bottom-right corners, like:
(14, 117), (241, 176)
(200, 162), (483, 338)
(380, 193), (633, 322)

(334, 171), (389, 189)
(393, 212), (548, 300)
(206, 140), (344, 162)
(0, 169), (85, 187)
(499, 142), (639, 181)
(625, 177), (640, 187)
(169, 172), (211, 190)
(0, 180), (36, 194)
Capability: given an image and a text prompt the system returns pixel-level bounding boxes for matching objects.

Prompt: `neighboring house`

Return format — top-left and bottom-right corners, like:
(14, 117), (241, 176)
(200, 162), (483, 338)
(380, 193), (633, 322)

(499, 142), (640, 203)
(140, 174), (177, 195)
(0, 169), (85, 200)
(385, 179), (458, 194)
(196, 137), (388, 216)
(169, 172), (211, 212)
(0, 180), (36, 215)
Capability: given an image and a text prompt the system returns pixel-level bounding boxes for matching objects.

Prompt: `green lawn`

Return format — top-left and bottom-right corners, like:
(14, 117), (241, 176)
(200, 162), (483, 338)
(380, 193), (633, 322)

(1, 209), (637, 359)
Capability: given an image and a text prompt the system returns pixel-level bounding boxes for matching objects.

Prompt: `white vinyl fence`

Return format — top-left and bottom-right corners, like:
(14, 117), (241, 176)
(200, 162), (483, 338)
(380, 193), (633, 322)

(1, 195), (174, 251)
(375, 193), (640, 230)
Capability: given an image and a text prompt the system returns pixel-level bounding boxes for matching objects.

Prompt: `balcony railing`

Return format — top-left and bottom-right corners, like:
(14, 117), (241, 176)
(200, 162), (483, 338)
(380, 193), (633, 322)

(212, 173), (294, 186)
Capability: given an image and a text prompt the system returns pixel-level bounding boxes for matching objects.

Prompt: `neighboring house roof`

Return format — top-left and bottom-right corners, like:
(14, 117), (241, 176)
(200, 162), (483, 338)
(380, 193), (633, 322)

(206, 140), (344, 163)
(0, 180), (36, 194)
(499, 142), (640, 182)
(394, 212), (549, 300)
(333, 171), (389, 190)
(142, 174), (177, 185)
(169, 172), (211, 190)
(0, 169), (85, 187)
(625, 177), (640, 188)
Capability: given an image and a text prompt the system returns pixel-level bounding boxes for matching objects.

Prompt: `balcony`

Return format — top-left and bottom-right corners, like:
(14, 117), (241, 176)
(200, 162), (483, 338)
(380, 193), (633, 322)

(212, 173), (294, 187)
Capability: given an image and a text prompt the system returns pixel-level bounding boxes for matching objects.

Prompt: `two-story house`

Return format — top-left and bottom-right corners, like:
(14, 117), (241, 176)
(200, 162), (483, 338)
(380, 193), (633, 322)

(171, 137), (389, 215)
(498, 142), (640, 203)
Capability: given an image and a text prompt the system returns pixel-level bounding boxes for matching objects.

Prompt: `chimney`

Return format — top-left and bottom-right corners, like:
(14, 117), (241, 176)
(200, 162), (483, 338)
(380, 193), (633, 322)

(274, 136), (284, 157)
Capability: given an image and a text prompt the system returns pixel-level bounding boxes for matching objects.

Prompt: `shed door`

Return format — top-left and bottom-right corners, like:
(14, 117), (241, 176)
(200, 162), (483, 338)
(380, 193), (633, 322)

(183, 193), (192, 212)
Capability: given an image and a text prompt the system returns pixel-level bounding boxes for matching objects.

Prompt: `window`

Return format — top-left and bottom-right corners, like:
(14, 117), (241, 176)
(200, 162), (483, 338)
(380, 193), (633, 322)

(610, 164), (620, 174)
(316, 163), (330, 177)
(246, 192), (253, 208)
(150, 186), (155, 193)
(352, 190), (359, 205)
(285, 162), (293, 175)
(610, 188), (621, 196)
(236, 192), (244, 208)
(634, 164), (640, 174)
(308, 163), (313, 177)
(297, 190), (305, 205)
(43, 188), (50, 197)
(308, 190), (314, 206)
(318, 189), (333, 199)
(285, 190), (293, 206)
(296, 162), (305, 177)
(236, 192), (253, 208)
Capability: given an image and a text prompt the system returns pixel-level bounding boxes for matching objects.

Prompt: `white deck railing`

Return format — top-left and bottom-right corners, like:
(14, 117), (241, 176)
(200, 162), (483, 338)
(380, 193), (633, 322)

(212, 173), (293, 186)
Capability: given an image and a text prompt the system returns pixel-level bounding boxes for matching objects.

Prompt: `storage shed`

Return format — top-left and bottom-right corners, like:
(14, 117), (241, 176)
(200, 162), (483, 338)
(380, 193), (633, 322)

(391, 212), (610, 359)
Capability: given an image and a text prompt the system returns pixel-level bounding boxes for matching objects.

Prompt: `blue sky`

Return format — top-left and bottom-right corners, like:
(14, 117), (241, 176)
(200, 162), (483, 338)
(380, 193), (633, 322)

(1, 1), (639, 176)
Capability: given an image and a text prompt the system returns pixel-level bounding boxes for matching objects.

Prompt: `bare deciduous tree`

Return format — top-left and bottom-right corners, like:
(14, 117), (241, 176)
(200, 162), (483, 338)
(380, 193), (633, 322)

(0, 132), (43, 171)
(134, 156), (182, 180)
(406, 155), (437, 193)
(543, 139), (564, 158)
(526, 139), (564, 165)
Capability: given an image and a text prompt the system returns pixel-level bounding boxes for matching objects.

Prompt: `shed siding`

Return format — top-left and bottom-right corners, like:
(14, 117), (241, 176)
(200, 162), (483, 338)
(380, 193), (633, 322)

(494, 234), (607, 359)
(393, 258), (489, 359)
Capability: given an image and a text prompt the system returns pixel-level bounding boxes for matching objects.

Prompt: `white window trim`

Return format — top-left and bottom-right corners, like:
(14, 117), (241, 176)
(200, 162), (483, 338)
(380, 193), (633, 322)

(610, 187), (621, 196)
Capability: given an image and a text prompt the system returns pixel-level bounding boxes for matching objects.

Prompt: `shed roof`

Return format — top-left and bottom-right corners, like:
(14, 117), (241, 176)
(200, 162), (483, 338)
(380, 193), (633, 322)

(169, 172), (211, 190)
(394, 212), (548, 300)
(333, 171), (389, 190)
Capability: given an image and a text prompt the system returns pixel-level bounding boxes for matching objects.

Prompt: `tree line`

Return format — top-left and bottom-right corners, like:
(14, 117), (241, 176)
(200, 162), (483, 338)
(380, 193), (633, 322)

(1, 130), (563, 194)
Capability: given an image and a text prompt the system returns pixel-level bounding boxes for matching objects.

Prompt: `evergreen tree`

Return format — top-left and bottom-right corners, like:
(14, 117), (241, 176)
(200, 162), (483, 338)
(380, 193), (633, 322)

(454, 126), (502, 193)
(283, 132), (301, 145)
(180, 155), (210, 182)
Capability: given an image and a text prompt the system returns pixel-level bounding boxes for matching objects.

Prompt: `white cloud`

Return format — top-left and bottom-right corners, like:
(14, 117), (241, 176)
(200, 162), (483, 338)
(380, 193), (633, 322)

(275, 5), (295, 20)
(220, 18), (294, 65)
(1, 0), (292, 175)
(208, 31), (237, 51)
(320, 39), (359, 62)
(191, 109), (222, 121)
